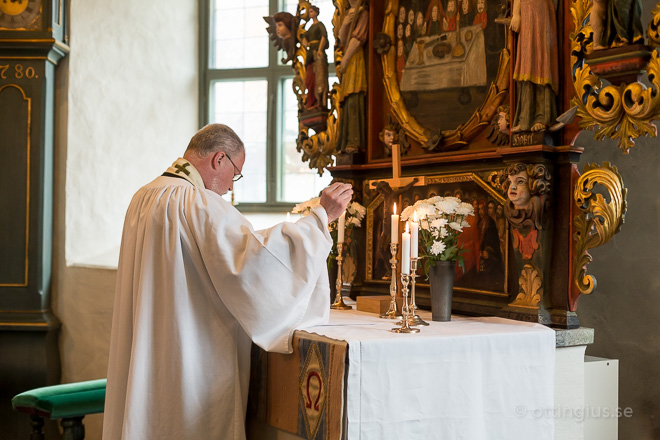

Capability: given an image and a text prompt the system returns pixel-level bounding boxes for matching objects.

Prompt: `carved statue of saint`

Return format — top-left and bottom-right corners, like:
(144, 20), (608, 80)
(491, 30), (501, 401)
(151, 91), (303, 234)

(500, 163), (551, 260)
(264, 12), (298, 64)
(591, 0), (644, 50)
(510, 0), (559, 133)
(302, 6), (329, 109)
(337, 0), (369, 153)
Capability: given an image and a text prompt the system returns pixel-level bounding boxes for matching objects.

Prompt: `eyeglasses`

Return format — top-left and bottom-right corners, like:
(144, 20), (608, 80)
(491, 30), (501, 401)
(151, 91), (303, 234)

(226, 155), (243, 182)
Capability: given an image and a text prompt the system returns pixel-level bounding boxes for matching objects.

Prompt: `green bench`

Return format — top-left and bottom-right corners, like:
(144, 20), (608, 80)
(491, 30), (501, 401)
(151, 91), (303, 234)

(12, 379), (107, 440)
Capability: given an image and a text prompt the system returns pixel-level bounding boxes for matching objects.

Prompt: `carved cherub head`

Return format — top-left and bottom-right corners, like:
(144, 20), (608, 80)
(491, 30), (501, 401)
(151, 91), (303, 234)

(379, 118), (401, 156)
(264, 12), (298, 64)
(486, 105), (510, 146)
(500, 163), (551, 230)
(501, 163), (551, 209)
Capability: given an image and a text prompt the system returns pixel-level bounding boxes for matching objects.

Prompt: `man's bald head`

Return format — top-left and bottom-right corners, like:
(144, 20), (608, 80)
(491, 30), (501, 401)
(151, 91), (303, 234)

(185, 123), (244, 158)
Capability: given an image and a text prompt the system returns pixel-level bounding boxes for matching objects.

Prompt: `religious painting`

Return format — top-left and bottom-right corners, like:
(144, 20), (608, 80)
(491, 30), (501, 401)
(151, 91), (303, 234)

(381, 0), (511, 149)
(365, 172), (508, 296)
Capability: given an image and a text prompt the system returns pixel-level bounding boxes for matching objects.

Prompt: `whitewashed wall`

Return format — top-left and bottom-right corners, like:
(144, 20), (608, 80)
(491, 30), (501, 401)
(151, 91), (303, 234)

(65, 0), (198, 266)
(53, 1), (197, 438)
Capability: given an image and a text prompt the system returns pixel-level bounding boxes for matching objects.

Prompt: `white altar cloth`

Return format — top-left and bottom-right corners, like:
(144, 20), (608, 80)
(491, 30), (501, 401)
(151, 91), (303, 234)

(300, 310), (555, 440)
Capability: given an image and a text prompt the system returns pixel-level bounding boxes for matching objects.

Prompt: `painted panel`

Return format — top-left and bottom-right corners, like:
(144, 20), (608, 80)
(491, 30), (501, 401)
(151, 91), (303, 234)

(0, 84), (30, 286)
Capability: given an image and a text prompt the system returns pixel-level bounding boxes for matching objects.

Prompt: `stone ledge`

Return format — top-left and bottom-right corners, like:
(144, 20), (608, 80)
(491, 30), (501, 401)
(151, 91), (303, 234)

(555, 327), (594, 347)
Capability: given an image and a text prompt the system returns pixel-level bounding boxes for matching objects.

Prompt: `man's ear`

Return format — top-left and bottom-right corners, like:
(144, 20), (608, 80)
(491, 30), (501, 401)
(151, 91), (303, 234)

(211, 151), (225, 170)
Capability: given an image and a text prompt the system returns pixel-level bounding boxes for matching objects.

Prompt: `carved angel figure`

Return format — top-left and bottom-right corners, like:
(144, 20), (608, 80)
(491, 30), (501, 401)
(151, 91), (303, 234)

(302, 6), (329, 109)
(264, 12), (298, 64)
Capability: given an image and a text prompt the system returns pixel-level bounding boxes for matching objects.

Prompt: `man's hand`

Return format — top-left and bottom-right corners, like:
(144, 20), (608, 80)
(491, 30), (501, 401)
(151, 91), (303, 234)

(320, 182), (353, 223)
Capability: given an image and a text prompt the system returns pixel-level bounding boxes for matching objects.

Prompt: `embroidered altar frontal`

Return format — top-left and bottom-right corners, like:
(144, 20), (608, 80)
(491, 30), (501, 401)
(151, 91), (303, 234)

(248, 334), (347, 440)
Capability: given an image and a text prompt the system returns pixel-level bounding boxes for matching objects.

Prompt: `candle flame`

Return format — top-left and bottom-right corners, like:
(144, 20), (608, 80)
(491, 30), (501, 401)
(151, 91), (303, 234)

(286, 212), (291, 222)
(413, 211), (418, 222)
(405, 221), (410, 233)
(393, 202), (397, 215)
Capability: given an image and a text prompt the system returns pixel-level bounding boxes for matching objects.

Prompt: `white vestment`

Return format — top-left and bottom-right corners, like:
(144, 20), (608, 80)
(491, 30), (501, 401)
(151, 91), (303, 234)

(102, 159), (332, 439)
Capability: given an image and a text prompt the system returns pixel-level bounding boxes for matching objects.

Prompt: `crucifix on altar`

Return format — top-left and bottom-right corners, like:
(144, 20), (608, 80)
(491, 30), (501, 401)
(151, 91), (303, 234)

(377, 143), (425, 189)
(371, 143), (426, 215)
(370, 144), (426, 283)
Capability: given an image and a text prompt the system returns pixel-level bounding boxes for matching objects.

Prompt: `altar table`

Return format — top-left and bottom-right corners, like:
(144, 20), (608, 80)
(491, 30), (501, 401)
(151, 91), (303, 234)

(247, 309), (555, 440)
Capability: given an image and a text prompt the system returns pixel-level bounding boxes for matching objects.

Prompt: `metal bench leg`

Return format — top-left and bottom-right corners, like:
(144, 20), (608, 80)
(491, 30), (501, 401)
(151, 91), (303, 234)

(61, 416), (85, 440)
(29, 414), (44, 440)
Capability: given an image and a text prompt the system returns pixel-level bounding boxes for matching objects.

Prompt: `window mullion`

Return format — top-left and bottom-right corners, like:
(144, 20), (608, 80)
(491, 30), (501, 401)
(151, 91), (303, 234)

(199, 0), (210, 127)
(265, 0), (280, 205)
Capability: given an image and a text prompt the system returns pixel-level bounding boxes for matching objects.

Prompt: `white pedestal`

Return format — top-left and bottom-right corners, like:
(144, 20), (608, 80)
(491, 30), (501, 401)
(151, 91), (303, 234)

(584, 356), (619, 440)
(555, 345), (587, 440)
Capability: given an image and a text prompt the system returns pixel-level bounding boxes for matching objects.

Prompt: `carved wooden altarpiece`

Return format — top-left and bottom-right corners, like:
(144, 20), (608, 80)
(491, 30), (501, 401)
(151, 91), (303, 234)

(277, 0), (660, 329)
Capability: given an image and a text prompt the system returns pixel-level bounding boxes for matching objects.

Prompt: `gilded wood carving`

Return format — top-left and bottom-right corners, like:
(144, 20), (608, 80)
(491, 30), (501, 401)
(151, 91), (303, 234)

(573, 161), (627, 296)
(294, 1), (342, 174)
(570, 0), (660, 153)
(511, 264), (542, 307)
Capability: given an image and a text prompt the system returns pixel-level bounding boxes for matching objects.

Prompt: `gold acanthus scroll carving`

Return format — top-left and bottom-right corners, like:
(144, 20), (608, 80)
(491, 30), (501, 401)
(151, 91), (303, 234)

(649, 3), (660, 46)
(511, 264), (542, 308)
(573, 162), (627, 295)
(570, 0), (660, 153)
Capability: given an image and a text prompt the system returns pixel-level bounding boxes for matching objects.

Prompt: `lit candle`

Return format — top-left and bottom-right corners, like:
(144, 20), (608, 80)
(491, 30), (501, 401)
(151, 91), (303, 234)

(286, 212), (291, 222)
(338, 211), (346, 243)
(391, 203), (399, 244)
(401, 222), (411, 274)
(411, 211), (419, 259)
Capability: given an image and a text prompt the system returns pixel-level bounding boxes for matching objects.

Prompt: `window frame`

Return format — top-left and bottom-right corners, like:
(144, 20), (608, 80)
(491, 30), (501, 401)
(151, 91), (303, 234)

(199, 0), (330, 213)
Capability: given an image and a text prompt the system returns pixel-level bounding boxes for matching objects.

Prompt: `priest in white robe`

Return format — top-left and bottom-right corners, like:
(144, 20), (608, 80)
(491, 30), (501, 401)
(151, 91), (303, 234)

(103, 124), (353, 440)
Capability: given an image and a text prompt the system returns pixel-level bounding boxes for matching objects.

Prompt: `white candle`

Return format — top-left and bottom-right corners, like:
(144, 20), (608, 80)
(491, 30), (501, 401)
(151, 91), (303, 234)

(391, 203), (399, 244)
(286, 212), (291, 222)
(411, 212), (419, 259)
(338, 211), (346, 243)
(401, 222), (411, 274)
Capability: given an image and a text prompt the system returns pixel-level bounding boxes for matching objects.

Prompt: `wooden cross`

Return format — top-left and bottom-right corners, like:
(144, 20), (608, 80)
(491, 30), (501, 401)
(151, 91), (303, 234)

(379, 143), (425, 189)
(175, 163), (191, 176)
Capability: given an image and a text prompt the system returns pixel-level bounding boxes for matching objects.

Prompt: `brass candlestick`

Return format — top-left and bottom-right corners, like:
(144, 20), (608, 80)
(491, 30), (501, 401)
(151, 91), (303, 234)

(409, 257), (429, 326)
(330, 242), (352, 310)
(391, 273), (420, 333)
(380, 243), (401, 319)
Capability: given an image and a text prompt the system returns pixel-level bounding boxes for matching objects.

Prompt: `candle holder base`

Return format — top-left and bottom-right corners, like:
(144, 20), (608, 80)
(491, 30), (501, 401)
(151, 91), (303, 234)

(409, 313), (429, 326)
(390, 326), (420, 333)
(380, 310), (400, 319)
(330, 296), (353, 310)
(379, 297), (401, 318)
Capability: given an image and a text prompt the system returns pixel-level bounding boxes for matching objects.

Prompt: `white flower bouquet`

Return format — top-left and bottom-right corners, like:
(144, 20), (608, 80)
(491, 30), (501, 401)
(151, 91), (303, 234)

(292, 198), (366, 231)
(400, 196), (475, 273)
(292, 197), (322, 216)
